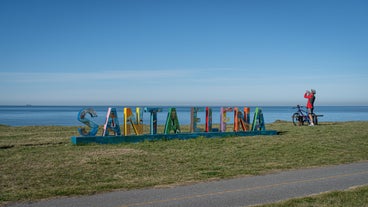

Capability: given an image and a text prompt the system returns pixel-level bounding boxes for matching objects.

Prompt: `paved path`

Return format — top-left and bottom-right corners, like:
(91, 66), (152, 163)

(9, 161), (368, 207)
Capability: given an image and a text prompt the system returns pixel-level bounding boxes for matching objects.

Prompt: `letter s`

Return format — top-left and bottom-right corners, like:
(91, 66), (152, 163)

(77, 108), (99, 136)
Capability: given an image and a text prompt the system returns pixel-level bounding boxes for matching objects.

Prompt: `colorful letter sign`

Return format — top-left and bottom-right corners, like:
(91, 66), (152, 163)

(164, 108), (181, 134)
(144, 107), (162, 135)
(251, 107), (265, 131)
(77, 108), (99, 136)
(220, 107), (233, 132)
(72, 105), (278, 145)
(205, 107), (213, 132)
(190, 107), (204, 133)
(234, 107), (250, 132)
(124, 107), (143, 135)
(102, 107), (121, 136)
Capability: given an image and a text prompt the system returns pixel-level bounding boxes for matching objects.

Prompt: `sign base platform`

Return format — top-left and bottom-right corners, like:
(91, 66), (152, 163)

(71, 130), (278, 145)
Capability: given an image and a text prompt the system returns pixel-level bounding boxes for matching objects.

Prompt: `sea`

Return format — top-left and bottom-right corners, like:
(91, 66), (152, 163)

(0, 105), (368, 126)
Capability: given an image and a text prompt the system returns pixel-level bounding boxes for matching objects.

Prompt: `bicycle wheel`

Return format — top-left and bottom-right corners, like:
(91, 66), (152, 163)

(312, 113), (318, 125)
(292, 113), (300, 126)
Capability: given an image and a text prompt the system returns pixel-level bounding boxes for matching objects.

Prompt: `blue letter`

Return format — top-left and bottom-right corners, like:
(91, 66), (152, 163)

(78, 108), (99, 136)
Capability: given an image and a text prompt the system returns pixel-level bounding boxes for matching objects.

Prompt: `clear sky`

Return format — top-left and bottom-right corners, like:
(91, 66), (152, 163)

(1, 0), (367, 106)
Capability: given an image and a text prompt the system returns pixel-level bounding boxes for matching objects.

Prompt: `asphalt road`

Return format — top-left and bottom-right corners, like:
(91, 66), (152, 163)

(8, 161), (368, 207)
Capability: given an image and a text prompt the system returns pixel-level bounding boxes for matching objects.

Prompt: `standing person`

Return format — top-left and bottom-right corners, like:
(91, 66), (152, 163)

(304, 89), (316, 126)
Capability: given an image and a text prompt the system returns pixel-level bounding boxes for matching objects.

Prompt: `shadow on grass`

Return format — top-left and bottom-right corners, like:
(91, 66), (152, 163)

(277, 131), (288, 135)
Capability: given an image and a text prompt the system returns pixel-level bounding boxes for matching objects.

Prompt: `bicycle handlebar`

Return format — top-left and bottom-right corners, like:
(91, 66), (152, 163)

(292, 105), (304, 109)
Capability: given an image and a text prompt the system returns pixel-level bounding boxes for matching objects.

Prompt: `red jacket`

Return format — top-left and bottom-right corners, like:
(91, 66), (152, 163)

(304, 92), (315, 109)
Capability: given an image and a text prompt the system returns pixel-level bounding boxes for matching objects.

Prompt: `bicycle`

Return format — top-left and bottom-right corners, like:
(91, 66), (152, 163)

(292, 105), (318, 126)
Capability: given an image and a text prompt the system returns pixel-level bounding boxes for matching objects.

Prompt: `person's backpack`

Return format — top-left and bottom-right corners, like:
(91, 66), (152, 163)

(310, 95), (315, 106)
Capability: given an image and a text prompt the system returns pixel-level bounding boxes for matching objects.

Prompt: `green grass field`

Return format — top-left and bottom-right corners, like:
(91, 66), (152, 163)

(1, 121), (368, 206)
(257, 185), (368, 207)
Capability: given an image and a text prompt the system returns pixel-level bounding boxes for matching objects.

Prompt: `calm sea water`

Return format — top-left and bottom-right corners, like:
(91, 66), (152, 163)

(0, 106), (368, 126)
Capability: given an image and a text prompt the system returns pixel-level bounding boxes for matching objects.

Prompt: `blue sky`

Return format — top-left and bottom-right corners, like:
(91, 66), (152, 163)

(0, 0), (367, 106)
